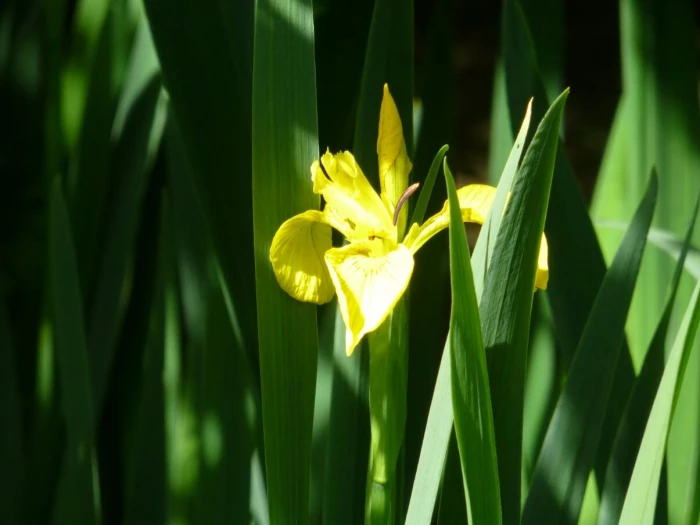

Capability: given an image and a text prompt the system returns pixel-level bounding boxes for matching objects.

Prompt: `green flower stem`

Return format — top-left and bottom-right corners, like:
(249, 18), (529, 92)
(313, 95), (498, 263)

(366, 298), (409, 524)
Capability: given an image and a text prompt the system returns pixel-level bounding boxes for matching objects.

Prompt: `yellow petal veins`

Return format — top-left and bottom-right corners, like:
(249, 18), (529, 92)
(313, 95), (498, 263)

(325, 243), (414, 356)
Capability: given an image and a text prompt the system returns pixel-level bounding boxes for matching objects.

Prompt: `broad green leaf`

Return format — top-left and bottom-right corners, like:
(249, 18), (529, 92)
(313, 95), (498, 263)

(473, 98), (532, 299)
(48, 180), (98, 525)
(444, 159), (501, 524)
(252, 0), (320, 522)
(481, 88), (568, 525)
(619, 279), (700, 523)
(598, 197), (700, 524)
(143, 0), (257, 356)
(523, 174), (658, 524)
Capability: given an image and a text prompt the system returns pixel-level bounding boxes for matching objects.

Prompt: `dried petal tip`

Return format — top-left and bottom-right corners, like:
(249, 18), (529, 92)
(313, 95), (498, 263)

(393, 182), (420, 226)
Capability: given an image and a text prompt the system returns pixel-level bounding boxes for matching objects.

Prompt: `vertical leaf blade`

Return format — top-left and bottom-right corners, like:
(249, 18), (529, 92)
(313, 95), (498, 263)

(444, 160), (501, 525)
(252, 1), (320, 523)
(480, 89), (568, 525)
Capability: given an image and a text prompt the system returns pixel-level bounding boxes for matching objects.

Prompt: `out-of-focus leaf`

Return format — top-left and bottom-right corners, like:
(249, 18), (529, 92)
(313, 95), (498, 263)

(87, 75), (165, 414)
(0, 301), (22, 525)
(143, 0), (257, 355)
(523, 174), (658, 525)
(445, 160), (501, 524)
(48, 180), (98, 525)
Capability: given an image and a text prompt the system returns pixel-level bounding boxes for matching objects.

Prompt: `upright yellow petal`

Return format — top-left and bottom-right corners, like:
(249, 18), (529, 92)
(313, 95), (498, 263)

(404, 184), (496, 252)
(312, 150), (395, 240)
(325, 243), (414, 356)
(377, 84), (413, 234)
(269, 210), (335, 304)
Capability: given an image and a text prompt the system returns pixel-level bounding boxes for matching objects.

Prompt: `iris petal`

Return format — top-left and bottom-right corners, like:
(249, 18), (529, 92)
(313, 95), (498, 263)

(405, 184), (496, 252)
(325, 243), (414, 356)
(269, 210), (335, 304)
(312, 151), (394, 240)
(377, 84), (412, 233)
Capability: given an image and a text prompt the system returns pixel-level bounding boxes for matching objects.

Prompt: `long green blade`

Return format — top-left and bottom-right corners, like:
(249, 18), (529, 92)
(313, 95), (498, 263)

(523, 174), (658, 524)
(48, 180), (98, 525)
(480, 89), (568, 525)
(501, 0), (638, 491)
(252, 0), (320, 522)
(619, 280), (700, 524)
(444, 160), (501, 524)
(599, 197), (700, 524)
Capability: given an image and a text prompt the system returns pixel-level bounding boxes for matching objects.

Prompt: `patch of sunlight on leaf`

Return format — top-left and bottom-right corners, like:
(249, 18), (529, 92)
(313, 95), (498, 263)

(168, 399), (200, 496)
(577, 473), (599, 525)
(37, 320), (54, 409)
(201, 413), (223, 469)
(267, 0), (314, 42)
(250, 449), (270, 525)
(413, 98), (423, 147)
(244, 389), (258, 430)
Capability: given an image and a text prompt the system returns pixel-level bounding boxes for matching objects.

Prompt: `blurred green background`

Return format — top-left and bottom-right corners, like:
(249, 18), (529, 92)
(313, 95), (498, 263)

(2, 0), (700, 523)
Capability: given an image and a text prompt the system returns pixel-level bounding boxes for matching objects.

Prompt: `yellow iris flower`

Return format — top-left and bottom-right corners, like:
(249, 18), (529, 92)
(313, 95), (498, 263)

(270, 85), (548, 356)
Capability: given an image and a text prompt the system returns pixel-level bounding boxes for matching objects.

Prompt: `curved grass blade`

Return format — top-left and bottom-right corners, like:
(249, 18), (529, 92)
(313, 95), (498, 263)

(48, 180), (98, 525)
(252, 0), (320, 522)
(445, 160), (501, 524)
(523, 173), (658, 525)
(619, 280), (700, 524)
(409, 144), (449, 226)
(598, 196), (700, 524)
(480, 89), (568, 525)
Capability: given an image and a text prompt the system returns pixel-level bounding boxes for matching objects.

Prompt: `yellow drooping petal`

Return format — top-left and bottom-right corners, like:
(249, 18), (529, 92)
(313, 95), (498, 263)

(403, 183), (549, 291)
(377, 84), (413, 234)
(325, 243), (414, 356)
(404, 184), (496, 252)
(269, 210), (335, 304)
(312, 150), (395, 241)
